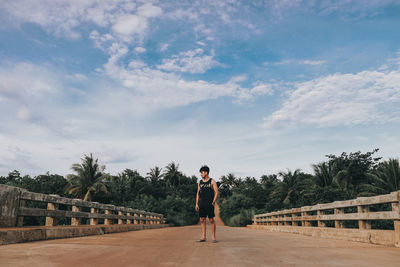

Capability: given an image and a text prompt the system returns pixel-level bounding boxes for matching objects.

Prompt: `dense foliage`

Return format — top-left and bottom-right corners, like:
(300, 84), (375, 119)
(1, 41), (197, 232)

(0, 155), (198, 226)
(218, 149), (400, 227)
(1, 149), (399, 228)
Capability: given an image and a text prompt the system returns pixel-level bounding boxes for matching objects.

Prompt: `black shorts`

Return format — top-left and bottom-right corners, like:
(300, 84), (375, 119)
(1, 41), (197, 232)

(199, 204), (215, 218)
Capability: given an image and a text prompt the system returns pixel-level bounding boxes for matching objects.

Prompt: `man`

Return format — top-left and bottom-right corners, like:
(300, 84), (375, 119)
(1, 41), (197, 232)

(195, 165), (219, 243)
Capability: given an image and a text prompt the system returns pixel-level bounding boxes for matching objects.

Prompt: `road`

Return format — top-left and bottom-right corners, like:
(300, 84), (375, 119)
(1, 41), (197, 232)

(1, 223), (400, 266)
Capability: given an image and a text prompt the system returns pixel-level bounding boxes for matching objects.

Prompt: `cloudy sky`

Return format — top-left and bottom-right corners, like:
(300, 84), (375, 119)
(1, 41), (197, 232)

(0, 0), (399, 180)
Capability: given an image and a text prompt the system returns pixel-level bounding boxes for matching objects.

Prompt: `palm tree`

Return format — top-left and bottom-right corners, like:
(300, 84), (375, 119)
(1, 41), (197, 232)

(107, 172), (130, 205)
(65, 153), (108, 201)
(260, 174), (278, 189)
(163, 162), (181, 187)
(278, 169), (313, 206)
(279, 169), (301, 205)
(146, 166), (163, 185)
(358, 158), (400, 196)
(312, 162), (334, 187)
(221, 173), (241, 189)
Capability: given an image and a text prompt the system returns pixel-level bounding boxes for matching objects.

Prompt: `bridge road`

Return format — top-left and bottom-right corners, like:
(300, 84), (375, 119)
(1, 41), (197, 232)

(1, 224), (400, 267)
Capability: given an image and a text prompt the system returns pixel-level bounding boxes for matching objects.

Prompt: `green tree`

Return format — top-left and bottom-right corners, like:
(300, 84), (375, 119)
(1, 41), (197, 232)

(163, 162), (182, 187)
(326, 149), (381, 197)
(359, 158), (400, 196)
(106, 173), (131, 205)
(313, 162), (335, 188)
(146, 166), (163, 185)
(278, 169), (314, 207)
(65, 154), (108, 201)
(220, 173), (241, 189)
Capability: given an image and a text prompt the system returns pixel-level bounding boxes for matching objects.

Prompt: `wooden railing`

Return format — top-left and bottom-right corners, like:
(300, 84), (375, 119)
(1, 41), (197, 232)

(252, 190), (400, 246)
(0, 184), (164, 227)
(253, 191), (400, 228)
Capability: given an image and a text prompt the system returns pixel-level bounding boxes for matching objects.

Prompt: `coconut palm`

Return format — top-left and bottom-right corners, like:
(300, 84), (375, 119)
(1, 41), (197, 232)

(278, 169), (314, 206)
(312, 162), (334, 188)
(358, 158), (400, 196)
(278, 169), (301, 205)
(65, 153), (108, 201)
(146, 166), (163, 185)
(107, 172), (130, 205)
(163, 162), (182, 187)
(221, 173), (241, 189)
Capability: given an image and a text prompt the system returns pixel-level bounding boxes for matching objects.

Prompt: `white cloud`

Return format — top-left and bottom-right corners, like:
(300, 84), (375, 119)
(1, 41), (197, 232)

(112, 14), (148, 38)
(0, 62), (88, 138)
(264, 68), (400, 128)
(102, 57), (237, 111)
(299, 60), (327, 65)
(0, 62), (61, 99)
(157, 48), (219, 74)
(159, 43), (170, 51)
(0, 1), (162, 40)
(91, 46), (274, 112)
(134, 46), (146, 53)
(137, 3), (162, 18)
(230, 75), (248, 83)
(236, 82), (275, 101)
(264, 59), (327, 66)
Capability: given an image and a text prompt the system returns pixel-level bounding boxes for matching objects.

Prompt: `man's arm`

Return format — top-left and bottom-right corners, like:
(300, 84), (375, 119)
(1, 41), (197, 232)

(211, 180), (218, 205)
(195, 182), (200, 211)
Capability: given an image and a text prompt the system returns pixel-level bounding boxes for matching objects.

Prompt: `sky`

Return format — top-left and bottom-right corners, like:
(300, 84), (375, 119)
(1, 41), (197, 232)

(0, 0), (399, 180)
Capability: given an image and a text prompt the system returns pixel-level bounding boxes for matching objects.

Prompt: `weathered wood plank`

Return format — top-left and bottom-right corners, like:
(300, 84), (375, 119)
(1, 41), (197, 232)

(19, 191), (163, 217)
(18, 207), (162, 221)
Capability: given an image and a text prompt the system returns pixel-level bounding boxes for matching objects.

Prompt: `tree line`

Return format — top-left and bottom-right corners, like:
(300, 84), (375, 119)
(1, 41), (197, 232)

(218, 149), (400, 227)
(1, 149), (399, 228)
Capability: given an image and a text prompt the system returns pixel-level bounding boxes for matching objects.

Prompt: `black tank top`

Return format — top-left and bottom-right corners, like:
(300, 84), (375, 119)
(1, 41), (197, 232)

(199, 178), (214, 207)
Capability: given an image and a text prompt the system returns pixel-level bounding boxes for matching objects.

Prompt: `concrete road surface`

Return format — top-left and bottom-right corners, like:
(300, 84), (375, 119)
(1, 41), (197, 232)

(1, 224), (400, 267)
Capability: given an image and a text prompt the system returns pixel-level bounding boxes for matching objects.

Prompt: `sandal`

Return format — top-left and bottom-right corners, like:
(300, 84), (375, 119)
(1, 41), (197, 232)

(196, 239), (206, 242)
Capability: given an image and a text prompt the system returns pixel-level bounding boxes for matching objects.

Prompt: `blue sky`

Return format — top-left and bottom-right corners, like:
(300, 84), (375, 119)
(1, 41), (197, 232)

(0, 0), (399, 180)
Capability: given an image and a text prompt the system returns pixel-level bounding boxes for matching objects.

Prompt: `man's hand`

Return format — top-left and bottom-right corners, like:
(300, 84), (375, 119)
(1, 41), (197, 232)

(195, 204), (199, 211)
(212, 201), (215, 206)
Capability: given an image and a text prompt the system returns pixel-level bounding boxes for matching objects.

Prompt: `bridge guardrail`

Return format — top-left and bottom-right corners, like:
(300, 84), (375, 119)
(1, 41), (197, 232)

(0, 184), (165, 227)
(252, 190), (400, 247)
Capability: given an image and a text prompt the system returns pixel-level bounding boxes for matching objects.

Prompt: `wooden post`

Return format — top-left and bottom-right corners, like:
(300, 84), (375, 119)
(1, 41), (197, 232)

(358, 205), (371, 229)
(292, 213), (297, 226)
(392, 193), (400, 247)
(17, 200), (25, 227)
(334, 208), (344, 228)
(317, 210), (325, 227)
(301, 212), (311, 227)
(45, 202), (58, 226)
(127, 212), (132, 224)
(118, 210), (124, 224)
(90, 207), (98, 225)
(104, 209), (112, 225)
(71, 205), (81, 226)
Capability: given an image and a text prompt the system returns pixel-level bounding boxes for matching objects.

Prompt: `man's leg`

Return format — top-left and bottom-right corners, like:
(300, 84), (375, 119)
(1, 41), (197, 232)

(209, 217), (216, 241)
(200, 217), (206, 240)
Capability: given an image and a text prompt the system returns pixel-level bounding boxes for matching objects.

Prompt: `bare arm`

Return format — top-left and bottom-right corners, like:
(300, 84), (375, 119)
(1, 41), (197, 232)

(211, 180), (218, 205)
(195, 182), (200, 211)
